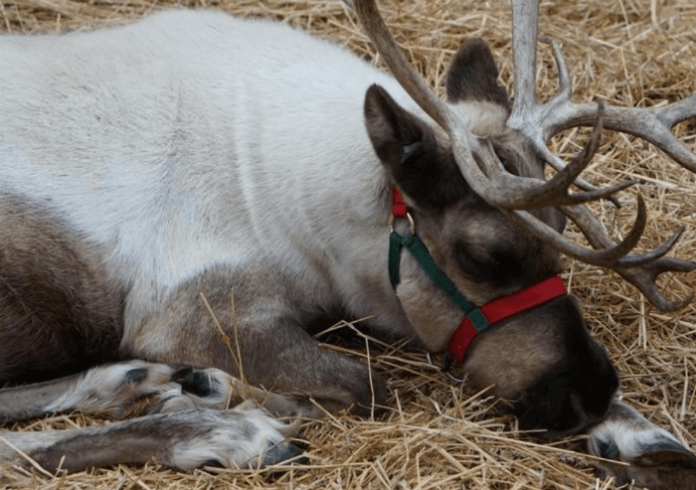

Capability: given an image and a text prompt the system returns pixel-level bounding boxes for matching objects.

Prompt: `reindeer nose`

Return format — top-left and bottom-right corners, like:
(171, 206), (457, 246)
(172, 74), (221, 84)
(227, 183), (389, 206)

(534, 388), (617, 439)
(555, 343), (619, 437)
(581, 342), (620, 417)
(540, 390), (612, 439)
(515, 334), (619, 438)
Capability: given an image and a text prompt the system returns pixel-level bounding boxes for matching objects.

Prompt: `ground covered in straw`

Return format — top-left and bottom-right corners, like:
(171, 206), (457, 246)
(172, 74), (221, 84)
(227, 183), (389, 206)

(1, 0), (695, 489)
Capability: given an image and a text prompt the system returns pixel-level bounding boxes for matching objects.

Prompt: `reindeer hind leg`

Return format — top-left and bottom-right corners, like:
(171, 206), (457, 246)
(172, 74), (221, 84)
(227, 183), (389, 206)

(1, 406), (302, 471)
(0, 196), (124, 382)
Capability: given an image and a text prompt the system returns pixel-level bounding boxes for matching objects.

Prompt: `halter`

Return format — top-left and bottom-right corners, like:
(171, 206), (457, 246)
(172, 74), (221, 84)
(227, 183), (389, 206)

(388, 188), (567, 363)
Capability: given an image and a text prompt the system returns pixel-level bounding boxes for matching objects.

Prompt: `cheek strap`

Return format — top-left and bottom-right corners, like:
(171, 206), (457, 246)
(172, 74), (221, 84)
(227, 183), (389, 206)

(389, 188), (568, 363)
(447, 275), (567, 362)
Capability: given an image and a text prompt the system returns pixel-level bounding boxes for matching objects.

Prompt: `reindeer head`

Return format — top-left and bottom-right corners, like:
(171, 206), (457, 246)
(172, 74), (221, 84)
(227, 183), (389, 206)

(353, 0), (696, 436)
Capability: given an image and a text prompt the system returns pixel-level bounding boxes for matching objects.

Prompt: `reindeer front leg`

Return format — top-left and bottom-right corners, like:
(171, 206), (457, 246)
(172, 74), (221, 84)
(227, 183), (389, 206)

(1, 361), (189, 423)
(0, 362), (309, 471)
(121, 265), (390, 418)
(0, 360), (319, 423)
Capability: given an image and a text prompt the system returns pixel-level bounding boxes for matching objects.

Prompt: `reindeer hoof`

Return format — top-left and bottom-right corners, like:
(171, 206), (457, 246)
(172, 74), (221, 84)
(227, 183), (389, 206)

(591, 438), (696, 490)
(588, 401), (696, 489)
(261, 441), (308, 466)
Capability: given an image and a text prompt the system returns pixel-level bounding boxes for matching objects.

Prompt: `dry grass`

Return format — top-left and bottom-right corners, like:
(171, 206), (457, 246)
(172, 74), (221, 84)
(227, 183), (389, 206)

(1, 0), (696, 488)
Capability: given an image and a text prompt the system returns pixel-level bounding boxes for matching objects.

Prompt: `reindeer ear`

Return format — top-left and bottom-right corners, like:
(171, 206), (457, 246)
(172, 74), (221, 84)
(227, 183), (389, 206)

(364, 84), (468, 209)
(446, 39), (510, 109)
(363, 84), (424, 164)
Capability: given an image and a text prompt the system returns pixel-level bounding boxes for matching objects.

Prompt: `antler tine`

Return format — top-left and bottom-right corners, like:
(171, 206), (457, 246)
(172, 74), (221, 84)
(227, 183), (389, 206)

(541, 37), (571, 102)
(352, 0), (454, 134)
(543, 97), (696, 173)
(507, 0), (540, 130)
(497, 1), (625, 208)
(508, 19), (621, 203)
(519, 10), (696, 173)
(616, 258), (696, 312)
(561, 201), (696, 311)
(459, 106), (633, 209)
(506, 194), (691, 278)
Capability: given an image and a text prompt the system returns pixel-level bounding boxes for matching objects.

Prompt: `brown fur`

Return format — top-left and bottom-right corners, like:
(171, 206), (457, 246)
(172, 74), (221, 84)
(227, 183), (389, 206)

(120, 264), (388, 415)
(0, 195), (123, 382)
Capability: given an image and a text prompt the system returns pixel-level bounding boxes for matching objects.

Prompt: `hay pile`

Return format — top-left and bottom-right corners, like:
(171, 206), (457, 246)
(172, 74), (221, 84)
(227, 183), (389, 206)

(1, 0), (696, 488)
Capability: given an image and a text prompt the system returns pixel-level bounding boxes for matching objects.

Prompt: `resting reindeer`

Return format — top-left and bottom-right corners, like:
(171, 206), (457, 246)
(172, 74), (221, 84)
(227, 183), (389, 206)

(0, 0), (695, 487)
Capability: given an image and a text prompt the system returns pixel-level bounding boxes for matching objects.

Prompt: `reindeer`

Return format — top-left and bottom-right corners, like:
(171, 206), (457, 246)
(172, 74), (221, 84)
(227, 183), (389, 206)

(0, 0), (695, 486)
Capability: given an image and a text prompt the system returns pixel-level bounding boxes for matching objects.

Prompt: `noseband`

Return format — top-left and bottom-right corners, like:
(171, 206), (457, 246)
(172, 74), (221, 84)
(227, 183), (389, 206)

(388, 188), (567, 363)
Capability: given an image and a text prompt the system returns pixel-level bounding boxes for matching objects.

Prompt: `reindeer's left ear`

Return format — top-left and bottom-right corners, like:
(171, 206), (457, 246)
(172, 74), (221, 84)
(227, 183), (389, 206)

(363, 84), (425, 165)
(446, 39), (510, 110)
(364, 84), (468, 209)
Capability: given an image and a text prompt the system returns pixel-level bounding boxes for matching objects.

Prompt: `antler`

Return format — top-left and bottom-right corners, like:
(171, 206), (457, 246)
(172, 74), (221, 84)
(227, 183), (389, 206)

(351, 0), (696, 311)
(505, 0), (696, 310)
(507, 3), (696, 173)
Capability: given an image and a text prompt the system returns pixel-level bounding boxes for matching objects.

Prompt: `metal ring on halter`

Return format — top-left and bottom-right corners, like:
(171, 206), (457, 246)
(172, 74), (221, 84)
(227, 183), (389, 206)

(425, 352), (435, 367)
(425, 353), (467, 384)
(445, 369), (467, 384)
(389, 212), (416, 234)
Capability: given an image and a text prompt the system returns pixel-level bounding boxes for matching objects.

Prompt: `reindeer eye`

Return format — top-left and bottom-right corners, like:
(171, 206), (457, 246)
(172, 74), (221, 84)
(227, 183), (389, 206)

(456, 240), (522, 284)
(490, 248), (522, 279)
(456, 241), (495, 279)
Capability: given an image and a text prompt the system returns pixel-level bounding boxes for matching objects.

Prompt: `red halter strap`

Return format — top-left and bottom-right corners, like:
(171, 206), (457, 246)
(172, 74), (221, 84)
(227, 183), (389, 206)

(392, 188), (409, 219)
(447, 275), (567, 363)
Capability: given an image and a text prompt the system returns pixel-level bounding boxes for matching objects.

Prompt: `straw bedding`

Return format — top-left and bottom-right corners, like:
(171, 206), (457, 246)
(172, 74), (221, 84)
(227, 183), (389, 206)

(1, 0), (695, 488)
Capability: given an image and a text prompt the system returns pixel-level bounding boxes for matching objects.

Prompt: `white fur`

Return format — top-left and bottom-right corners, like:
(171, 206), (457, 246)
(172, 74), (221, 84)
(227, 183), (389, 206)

(166, 404), (294, 469)
(0, 10), (403, 338)
(43, 361), (179, 414)
(587, 400), (685, 462)
(0, 10), (509, 347)
(38, 362), (289, 416)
